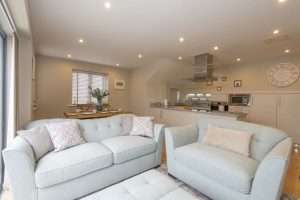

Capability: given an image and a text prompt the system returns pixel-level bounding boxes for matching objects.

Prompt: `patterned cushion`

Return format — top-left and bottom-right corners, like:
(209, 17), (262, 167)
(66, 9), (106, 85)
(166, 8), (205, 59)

(130, 116), (154, 138)
(46, 121), (86, 152)
(18, 125), (54, 161)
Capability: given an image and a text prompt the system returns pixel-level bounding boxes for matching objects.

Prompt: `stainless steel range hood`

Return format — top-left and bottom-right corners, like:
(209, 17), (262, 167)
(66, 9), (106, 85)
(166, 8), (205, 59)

(184, 53), (218, 82)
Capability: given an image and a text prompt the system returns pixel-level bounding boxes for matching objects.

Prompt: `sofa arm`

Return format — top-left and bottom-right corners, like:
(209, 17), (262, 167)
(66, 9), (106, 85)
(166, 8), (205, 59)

(165, 123), (198, 175)
(250, 137), (293, 200)
(153, 123), (165, 165)
(2, 137), (37, 200)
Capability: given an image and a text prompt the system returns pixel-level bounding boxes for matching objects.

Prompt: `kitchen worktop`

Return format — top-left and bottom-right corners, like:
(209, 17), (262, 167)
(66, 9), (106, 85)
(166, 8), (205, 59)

(151, 106), (247, 118)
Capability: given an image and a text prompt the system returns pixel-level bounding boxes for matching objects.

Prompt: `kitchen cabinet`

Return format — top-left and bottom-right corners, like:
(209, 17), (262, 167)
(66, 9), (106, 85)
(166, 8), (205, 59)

(249, 94), (277, 127)
(229, 106), (250, 122)
(277, 94), (300, 144)
(150, 108), (163, 123)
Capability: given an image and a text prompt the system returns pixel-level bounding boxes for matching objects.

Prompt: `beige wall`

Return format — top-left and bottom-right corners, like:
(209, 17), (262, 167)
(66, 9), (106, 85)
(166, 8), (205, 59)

(177, 54), (300, 94)
(34, 55), (131, 119)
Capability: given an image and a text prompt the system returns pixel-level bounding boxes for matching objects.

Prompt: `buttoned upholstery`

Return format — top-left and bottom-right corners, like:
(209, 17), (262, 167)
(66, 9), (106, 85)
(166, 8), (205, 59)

(80, 170), (199, 200)
(101, 136), (157, 164)
(3, 114), (165, 200)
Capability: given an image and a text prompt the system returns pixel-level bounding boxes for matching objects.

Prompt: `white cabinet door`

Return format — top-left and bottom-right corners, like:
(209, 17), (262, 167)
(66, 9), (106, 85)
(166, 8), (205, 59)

(150, 108), (162, 123)
(277, 94), (300, 143)
(249, 94), (277, 127)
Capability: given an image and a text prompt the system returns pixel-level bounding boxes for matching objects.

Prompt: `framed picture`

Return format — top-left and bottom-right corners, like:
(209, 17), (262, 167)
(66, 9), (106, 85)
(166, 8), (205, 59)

(234, 80), (242, 87)
(114, 80), (125, 89)
(217, 86), (222, 91)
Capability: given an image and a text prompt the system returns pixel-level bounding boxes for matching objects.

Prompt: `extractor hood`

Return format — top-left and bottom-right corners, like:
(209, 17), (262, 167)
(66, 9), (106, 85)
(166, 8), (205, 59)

(184, 53), (218, 82)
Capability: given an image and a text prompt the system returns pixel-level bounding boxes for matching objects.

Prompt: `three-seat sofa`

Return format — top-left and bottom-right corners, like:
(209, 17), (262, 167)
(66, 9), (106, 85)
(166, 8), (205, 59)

(3, 114), (165, 200)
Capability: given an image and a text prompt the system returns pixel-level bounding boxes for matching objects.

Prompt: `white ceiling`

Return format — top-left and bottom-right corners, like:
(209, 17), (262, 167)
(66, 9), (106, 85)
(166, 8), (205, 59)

(29, 0), (300, 68)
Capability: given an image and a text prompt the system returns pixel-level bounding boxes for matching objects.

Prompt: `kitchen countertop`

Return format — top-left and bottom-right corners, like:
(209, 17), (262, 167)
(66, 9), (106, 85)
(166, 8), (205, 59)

(150, 106), (247, 118)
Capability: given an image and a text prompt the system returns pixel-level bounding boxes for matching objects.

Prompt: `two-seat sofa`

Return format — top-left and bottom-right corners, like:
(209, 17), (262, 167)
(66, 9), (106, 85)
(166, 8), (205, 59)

(166, 119), (292, 200)
(3, 114), (165, 200)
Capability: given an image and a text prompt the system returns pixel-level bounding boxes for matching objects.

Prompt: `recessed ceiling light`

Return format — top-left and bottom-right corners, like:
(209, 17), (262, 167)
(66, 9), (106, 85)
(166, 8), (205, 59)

(179, 37), (184, 42)
(236, 58), (241, 62)
(138, 54), (142, 58)
(78, 38), (84, 43)
(67, 54), (72, 58)
(284, 49), (290, 53)
(178, 56), (182, 60)
(279, 0), (286, 3)
(116, 63), (120, 66)
(213, 46), (219, 50)
(104, 2), (111, 8)
(273, 29), (279, 34)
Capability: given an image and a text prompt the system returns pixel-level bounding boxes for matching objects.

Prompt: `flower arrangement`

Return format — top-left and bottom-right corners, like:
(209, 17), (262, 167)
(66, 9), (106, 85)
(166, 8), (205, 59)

(88, 86), (110, 111)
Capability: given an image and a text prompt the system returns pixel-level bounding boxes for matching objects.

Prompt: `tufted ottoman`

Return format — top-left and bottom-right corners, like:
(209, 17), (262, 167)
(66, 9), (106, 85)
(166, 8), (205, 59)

(80, 170), (199, 200)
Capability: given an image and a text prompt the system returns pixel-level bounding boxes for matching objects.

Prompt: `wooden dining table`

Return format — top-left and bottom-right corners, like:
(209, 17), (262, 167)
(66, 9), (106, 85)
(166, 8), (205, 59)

(63, 111), (131, 119)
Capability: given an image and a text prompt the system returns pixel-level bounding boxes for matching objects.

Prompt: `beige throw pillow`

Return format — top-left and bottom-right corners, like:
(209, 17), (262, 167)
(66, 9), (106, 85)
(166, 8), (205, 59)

(130, 116), (154, 138)
(18, 125), (54, 161)
(46, 121), (86, 152)
(202, 125), (253, 156)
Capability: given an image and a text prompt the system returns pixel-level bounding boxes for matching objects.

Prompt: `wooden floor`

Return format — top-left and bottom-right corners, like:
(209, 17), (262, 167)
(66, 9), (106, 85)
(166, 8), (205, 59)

(283, 147), (300, 198)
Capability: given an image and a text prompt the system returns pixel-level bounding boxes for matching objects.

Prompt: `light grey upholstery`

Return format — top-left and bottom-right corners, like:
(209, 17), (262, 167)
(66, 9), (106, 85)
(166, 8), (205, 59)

(101, 136), (157, 164)
(3, 114), (165, 200)
(166, 119), (292, 200)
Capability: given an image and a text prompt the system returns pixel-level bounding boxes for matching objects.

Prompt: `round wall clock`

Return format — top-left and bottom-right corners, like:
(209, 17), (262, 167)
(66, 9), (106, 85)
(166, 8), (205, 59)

(267, 63), (299, 87)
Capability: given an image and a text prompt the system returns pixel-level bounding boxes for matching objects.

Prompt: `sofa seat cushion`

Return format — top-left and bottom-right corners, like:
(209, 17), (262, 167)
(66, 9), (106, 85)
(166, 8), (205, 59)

(101, 136), (157, 164)
(175, 143), (259, 194)
(35, 142), (113, 188)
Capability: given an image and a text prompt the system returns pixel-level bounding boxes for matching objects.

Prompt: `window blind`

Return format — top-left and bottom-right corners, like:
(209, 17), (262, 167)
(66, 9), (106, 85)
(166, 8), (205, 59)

(72, 70), (108, 104)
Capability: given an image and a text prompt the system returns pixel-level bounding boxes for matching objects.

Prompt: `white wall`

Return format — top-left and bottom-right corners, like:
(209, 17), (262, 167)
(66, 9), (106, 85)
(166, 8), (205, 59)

(34, 55), (131, 119)
(18, 38), (33, 128)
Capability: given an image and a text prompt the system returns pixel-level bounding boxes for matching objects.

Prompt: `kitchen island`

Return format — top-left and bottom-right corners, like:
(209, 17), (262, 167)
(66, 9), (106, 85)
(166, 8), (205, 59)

(150, 106), (247, 127)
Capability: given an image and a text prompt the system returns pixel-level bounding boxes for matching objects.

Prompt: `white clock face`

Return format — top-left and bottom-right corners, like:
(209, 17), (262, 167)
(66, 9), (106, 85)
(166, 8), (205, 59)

(267, 63), (299, 87)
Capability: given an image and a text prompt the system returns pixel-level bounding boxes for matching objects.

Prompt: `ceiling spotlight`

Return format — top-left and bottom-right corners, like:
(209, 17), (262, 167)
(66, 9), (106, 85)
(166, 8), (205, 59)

(179, 37), (184, 42)
(67, 54), (72, 58)
(273, 29), (279, 34)
(213, 46), (219, 50)
(138, 54), (142, 58)
(284, 49), (290, 53)
(178, 56), (182, 60)
(104, 2), (111, 8)
(116, 63), (120, 66)
(78, 38), (84, 43)
(236, 58), (241, 62)
(278, 0), (286, 3)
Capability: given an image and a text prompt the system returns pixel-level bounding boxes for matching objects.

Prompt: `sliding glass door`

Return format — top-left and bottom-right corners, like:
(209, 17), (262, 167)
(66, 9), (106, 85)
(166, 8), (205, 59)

(0, 29), (7, 192)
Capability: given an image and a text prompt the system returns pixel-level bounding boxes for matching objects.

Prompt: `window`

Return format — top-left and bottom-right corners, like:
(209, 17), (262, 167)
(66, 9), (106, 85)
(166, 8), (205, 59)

(72, 70), (108, 104)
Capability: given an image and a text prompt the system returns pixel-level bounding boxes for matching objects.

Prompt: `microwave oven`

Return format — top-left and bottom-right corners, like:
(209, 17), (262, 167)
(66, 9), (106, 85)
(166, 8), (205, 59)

(229, 94), (250, 106)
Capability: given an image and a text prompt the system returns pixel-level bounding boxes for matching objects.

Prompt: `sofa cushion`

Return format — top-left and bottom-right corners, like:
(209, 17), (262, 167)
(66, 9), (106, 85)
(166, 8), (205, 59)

(35, 142), (113, 188)
(101, 136), (157, 164)
(197, 119), (287, 161)
(175, 143), (259, 194)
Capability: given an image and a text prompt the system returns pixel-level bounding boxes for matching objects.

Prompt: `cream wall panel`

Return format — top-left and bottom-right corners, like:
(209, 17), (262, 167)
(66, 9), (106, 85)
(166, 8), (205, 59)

(34, 55), (131, 120)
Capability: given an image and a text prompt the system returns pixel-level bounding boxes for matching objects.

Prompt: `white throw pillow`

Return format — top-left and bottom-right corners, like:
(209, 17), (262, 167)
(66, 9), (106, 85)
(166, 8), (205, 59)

(202, 125), (253, 156)
(18, 125), (54, 161)
(46, 121), (85, 152)
(130, 116), (154, 138)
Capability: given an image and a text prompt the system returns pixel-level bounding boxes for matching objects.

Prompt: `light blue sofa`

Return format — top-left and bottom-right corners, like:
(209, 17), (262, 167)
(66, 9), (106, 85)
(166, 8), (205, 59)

(3, 114), (165, 200)
(165, 119), (292, 200)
